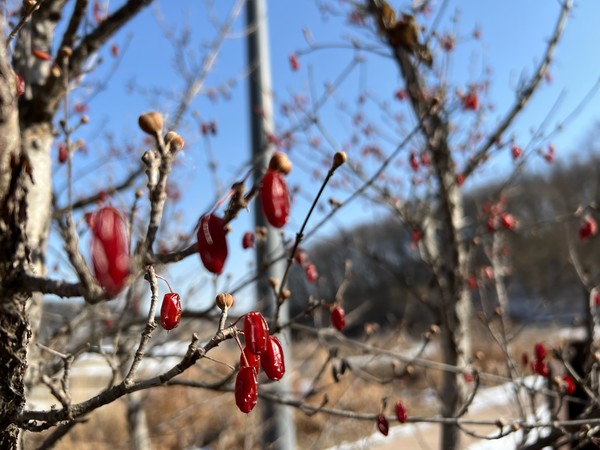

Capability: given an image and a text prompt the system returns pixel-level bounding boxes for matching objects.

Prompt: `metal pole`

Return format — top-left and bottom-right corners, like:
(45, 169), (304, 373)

(246, 1), (296, 449)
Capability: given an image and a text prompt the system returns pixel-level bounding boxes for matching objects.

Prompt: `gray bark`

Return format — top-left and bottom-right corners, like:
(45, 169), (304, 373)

(0, 18), (31, 448)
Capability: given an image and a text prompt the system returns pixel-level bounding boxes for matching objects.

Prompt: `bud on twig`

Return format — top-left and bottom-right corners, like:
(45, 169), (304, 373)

(138, 112), (164, 135)
(332, 151), (347, 170)
(268, 152), (292, 175)
(164, 131), (185, 152)
(215, 293), (234, 311)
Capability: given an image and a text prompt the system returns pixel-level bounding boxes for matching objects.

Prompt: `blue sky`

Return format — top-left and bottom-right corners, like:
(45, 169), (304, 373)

(50, 0), (600, 310)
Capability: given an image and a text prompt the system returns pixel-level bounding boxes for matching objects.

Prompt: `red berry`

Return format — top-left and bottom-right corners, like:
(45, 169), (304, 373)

(160, 292), (182, 330)
(395, 400), (407, 424)
(534, 343), (546, 361)
(409, 152), (419, 172)
(15, 73), (24, 97)
(595, 292), (600, 307)
(196, 214), (228, 274)
(111, 44), (119, 57)
(242, 231), (254, 249)
(468, 275), (477, 291)
(261, 336), (285, 381)
(462, 91), (479, 111)
(531, 358), (548, 377)
(455, 173), (465, 186)
(305, 263), (318, 283)
(294, 249), (307, 265)
(579, 216), (597, 240)
(562, 375), (576, 395)
(376, 413), (389, 436)
(260, 170), (290, 228)
(394, 89), (407, 101)
(411, 230), (421, 244)
(500, 213), (516, 230)
(32, 49), (51, 61)
(330, 305), (346, 331)
(244, 312), (269, 355)
(58, 143), (68, 164)
(90, 206), (130, 297)
(235, 366), (258, 413)
(240, 346), (261, 374)
(511, 145), (522, 160)
(289, 53), (300, 71)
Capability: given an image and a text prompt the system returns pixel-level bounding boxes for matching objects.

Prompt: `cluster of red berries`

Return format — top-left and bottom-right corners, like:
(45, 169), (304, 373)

(236, 312), (285, 413)
(483, 199), (516, 233)
(376, 400), (408, 436)
(197, 153), (292, 275)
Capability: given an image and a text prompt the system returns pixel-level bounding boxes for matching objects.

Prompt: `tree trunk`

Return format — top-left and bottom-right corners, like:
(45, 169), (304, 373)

(0, 19), (31, 448)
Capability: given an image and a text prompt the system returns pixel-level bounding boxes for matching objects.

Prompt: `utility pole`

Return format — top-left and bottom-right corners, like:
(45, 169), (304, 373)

(246, 1), (296, 449)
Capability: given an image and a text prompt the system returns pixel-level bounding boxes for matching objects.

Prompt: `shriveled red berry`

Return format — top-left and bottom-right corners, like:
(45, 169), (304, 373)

(305, 263), (318, 283)
(90, 206), (130, 297)
(376, 413), (389, 436)
(244, 312), (269, 355)
(395, 400), (407, 423)
(196, 214), (228, 274)
(160, 292), (182, 330)
(289, 53), (300, 71)
(500, 213), (516, 230)
(511, 145), (522, 160)
(531, 358), (548, 377)
(15, 73), (25, 97)
(534, 343), (546, 361)
(242, 231), (254, 249)
(240, 346), (260, 374)
(331, 305), (346, 331)
(58, 143), (68, 164)
(260, 170), (290, 228)
(235, 366), (258, 414)
(579, 216), (597, 240)
(462, 91), (479, 111)
(562, 374), (576, 395)
(261, 336), (285, 381)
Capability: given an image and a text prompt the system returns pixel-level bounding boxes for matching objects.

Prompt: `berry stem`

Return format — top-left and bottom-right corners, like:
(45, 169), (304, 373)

(155, 274), (173, 293)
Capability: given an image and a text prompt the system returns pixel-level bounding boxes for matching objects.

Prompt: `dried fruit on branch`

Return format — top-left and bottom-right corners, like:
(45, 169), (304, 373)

(376, 413), (389, 436)
(196, 214), (228, 274)
(235, 366), (258, 413)
(261, 336), (285, 381)
(160, 293), (182, 330)
(244, 312), (269, 355)
(330, 305), (346, 331)
(90, 206), (130, 297)
(260, 170), (290, 228)
(395, 400), (408, 423)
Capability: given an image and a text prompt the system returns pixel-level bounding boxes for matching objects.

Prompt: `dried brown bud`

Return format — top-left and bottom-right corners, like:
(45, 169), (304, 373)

(405, 364), (415, 375)
(281, 289), (292, 299)
(23, 0), (39, 12)
(81, 116), (90, 124)
(60, 46), (73, 58)
(138, 112), (163, 135)
(135, 189), (144, 199)
(329, 198), (342, 208)
(429, 324), (440, 335)
(164, 131), (185, 152)
(268, 277), (279, 289)
(268, 152), (292, 175)
(50, 64), (61, 78)
(215, 293), (234, 310)
(475, 351), (485, 361)
(332, 151), (347, 170)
